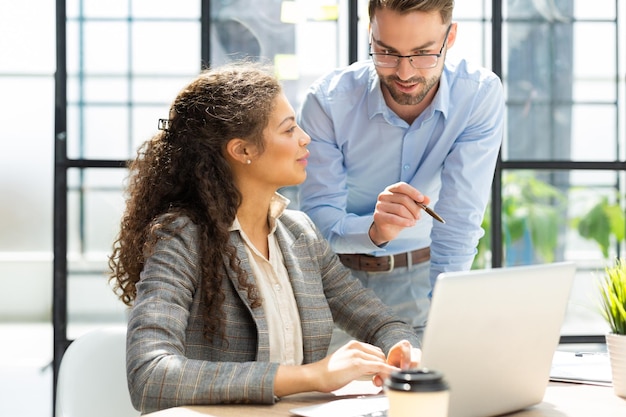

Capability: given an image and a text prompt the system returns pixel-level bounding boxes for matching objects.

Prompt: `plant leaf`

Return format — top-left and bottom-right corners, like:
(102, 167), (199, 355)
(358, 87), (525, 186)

(606, 204), (626, 242)
(599, 259), (626, 335)
(578, 200), (611, 258)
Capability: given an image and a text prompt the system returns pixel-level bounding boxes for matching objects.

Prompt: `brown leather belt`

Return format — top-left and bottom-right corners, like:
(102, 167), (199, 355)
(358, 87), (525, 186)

(338, 247), (430, 272)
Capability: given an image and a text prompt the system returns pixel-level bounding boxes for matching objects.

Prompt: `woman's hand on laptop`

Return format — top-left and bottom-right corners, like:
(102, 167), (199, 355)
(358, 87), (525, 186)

(319, 340), (401, 392)
(275, 340), (401, 397)
(372, 340), (422, 387)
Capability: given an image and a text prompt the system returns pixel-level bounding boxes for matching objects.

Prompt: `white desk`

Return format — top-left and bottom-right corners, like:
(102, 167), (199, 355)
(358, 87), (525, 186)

(144, 382), (626, 417)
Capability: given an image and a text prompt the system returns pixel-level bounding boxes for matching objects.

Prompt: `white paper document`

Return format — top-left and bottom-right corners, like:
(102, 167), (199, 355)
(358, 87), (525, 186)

(290, 395), (388, 417)
(550, 350), (612, 386)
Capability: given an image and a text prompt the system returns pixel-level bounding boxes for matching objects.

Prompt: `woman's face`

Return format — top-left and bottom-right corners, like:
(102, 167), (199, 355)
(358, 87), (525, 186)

(252, 93), (311, 189)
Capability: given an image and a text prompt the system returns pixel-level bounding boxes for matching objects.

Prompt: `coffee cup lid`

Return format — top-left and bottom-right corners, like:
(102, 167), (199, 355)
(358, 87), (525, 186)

(384, 368), (449, 392)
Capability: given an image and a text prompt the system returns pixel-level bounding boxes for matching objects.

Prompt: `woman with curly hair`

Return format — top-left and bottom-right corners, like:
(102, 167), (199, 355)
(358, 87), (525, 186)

(108, 62), (421, 413)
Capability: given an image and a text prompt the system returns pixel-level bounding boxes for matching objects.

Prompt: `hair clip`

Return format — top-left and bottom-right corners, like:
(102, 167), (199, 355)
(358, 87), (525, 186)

(158, 118), (171, 131)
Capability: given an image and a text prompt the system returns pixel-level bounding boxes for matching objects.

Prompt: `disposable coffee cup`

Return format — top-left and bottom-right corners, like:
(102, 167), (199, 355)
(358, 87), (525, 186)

(384, 368), (449, 417)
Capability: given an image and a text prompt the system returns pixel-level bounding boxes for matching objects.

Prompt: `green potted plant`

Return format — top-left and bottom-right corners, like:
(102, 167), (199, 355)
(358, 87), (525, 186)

(599, 258), (626, 398)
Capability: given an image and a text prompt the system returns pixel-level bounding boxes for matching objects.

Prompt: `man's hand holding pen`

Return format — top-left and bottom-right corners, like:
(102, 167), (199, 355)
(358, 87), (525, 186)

(369, 181), (444, 246)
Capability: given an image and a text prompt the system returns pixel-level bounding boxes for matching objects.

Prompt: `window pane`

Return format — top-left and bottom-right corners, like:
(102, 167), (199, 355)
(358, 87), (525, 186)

(132, 22), (201, 74)
(0, 76), (54, 252)
(573, 23), (616, 81)
(447, 21), (491, 68)
(132, 0), (199, 18)
(67, 168), (127, 257)
(505, 103), (574, 160)
(573, 1), (616, 19)
(131, 76), (193, 103)
(505, 0), (573, 20)
(454, 0), (492, 20)
(81, 0), (129, 18)
(505, 21), (574, 103)
(571, 105), (617, 161)
(67, 105), (131, 160)
(0, 2), (55, 73)
(80, 77), (129, 103)
(573, 78), (617, 102)
(82, 22), (130, 74)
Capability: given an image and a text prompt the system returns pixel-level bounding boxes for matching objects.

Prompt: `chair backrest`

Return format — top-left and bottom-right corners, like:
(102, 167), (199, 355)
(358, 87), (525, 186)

(55, 326), (140, 417)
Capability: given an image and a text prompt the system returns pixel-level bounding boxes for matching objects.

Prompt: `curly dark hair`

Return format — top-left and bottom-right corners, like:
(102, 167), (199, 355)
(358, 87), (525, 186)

(108, 61), (282, 340)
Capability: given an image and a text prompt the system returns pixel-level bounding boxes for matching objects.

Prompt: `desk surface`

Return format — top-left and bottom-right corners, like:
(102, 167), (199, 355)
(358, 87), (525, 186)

(144, 382), (626, 417)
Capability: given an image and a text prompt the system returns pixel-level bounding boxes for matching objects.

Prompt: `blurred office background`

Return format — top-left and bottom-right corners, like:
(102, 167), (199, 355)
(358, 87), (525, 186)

(0, 0), (624, 416)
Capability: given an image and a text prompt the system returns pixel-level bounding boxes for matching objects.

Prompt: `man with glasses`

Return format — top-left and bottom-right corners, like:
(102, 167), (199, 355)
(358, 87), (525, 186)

(298, 0), (504, 351)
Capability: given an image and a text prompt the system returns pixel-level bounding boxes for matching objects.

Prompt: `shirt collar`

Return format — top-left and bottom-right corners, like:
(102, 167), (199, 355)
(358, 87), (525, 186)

(433, 63), (451, 118)
(230, 193), (290, 233)
(366, 62), (451, 121)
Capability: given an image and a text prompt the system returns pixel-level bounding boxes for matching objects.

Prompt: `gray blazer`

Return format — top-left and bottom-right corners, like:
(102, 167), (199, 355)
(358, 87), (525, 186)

(126, 209), (419, 413)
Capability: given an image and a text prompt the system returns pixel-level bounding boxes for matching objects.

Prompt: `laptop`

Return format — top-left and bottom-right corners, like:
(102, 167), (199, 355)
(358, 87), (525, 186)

(420, 261), (575, 417)
(291, 262), (576, 417)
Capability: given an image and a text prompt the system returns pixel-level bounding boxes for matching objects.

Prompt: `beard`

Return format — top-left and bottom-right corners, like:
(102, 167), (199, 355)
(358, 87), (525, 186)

(380, 73), (440, 106)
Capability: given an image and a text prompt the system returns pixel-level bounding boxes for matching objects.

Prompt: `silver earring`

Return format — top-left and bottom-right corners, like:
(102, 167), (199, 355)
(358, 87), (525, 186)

(246, 159), (251, 165)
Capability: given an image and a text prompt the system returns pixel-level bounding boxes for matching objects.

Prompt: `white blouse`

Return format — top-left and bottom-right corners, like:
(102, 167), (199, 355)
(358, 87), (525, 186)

(231, 194), (304, 365)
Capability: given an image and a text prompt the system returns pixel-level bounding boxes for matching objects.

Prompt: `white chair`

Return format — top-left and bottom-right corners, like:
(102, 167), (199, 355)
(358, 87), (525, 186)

(55, 326), (140, 417)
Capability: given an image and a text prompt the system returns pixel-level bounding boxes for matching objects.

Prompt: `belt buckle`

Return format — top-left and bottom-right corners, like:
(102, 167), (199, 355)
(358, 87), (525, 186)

(384, 254), (395, 272)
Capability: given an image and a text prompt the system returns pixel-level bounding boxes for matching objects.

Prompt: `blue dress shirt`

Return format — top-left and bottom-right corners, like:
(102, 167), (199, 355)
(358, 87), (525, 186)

(297, 59), (504, 286)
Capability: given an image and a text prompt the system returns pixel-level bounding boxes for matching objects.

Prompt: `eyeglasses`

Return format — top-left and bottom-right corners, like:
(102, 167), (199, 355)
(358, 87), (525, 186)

(369, 24), (452, 69)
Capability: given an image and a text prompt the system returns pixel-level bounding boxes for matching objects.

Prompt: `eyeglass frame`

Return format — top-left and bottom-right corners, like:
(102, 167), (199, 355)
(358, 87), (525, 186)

(369, 24), (453, 69)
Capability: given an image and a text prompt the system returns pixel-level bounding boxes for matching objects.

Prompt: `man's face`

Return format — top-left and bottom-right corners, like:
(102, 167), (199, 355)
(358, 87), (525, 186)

(370, 8), (455, 107)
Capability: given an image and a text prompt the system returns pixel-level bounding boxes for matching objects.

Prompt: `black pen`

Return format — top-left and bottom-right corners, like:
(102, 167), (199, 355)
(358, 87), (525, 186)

(574, 351), (608, 357)
(417, 202), (446, 224)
